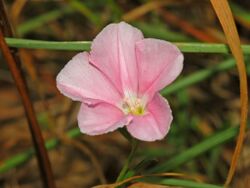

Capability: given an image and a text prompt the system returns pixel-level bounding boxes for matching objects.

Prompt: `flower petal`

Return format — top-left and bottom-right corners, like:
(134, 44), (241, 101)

(78, 102), (133, 135)
(126, 94), (172, 141)
(56, 52), (121, 105)
(90, 22), (144, 95)
(136, 39), (183, 101)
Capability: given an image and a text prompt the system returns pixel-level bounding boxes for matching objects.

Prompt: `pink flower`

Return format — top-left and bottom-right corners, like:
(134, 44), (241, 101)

(56, 22), (183, 141)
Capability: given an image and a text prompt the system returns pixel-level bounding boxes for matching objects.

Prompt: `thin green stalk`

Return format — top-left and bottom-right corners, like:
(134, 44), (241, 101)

(116, 139), (138, 182)
(5, 38), (91, 51)
(4, 37), (250, 53)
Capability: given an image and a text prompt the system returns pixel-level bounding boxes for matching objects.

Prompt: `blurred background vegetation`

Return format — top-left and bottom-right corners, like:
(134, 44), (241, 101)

(0, 0), (250, 187)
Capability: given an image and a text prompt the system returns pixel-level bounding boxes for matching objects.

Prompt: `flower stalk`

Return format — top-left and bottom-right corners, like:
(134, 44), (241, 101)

(116, 138), (139, 182)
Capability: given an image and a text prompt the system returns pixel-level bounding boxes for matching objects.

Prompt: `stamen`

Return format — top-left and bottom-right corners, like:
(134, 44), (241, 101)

(121, 96), (145, 116)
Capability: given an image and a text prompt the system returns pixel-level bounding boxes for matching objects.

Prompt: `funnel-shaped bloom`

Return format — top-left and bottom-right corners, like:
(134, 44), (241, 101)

(56, 22), (183, 141)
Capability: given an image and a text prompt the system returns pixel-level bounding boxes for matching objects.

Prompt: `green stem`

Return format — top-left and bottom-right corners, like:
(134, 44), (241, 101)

(116, 139), (138, 182)
(5, 37), (250, 54)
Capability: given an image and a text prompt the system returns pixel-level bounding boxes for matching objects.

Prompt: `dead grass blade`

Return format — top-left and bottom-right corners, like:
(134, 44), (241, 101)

(92, 172), (200, 188)
(210, 0), (248, 186)
(0, 1), (56, 187)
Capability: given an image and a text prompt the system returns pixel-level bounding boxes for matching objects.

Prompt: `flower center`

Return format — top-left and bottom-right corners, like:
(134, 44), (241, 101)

(121, 96), (145, 116)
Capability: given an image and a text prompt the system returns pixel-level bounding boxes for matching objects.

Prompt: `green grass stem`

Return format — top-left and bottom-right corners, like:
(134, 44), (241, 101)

(5, 37), (250, 54)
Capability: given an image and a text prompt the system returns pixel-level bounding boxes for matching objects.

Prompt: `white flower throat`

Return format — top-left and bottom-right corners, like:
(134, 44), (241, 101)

(121, 93), (145, 116)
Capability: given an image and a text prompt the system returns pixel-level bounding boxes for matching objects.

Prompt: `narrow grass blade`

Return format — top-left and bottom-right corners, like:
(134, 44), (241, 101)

(161, 58), (236, 96)
(148, 126), (238, 173)
(160, 179), (223, 188)
(17, 7), (73, 36)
